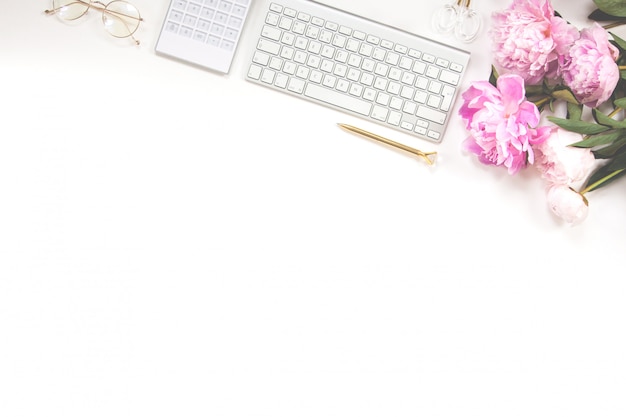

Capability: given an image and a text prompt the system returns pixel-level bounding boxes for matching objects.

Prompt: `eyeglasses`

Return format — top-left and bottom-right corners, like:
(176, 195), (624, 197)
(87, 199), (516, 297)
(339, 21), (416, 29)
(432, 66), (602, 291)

(45, 0), (143, 45)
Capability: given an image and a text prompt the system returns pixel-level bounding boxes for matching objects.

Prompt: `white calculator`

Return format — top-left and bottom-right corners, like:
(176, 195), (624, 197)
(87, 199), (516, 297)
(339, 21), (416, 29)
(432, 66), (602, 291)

(156, 0), (252, 74)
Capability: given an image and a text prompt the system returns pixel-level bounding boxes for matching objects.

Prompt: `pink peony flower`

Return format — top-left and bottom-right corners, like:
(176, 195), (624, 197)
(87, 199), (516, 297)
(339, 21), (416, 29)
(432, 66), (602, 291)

(459, 74), (553, 174)
(534, 128), (596, 185)
(490, 0), (579, 85)
(546, 184), (589, 224)
(561, 23), (620, 107)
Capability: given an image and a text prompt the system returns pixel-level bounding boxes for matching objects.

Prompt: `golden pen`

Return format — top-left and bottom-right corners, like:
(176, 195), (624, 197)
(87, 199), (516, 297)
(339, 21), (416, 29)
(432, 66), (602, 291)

(337, 123), (437, 165)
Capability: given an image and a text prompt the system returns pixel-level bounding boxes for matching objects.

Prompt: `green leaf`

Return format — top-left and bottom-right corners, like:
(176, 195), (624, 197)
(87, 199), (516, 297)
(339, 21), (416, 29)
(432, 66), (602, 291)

(589, 8), (626, 20)
(594, 138), (626, 157)
(567, 102), (584, 121)
(551, 88), (580, 104)
(489, 66), (498, 87)
(525, 84), (546, 96)
(594, 0), (626, 17)
(593, 108), (626, 128)
(584, 147), (626, 192)
(615, 97), (626, 108)
(611, 31), (626, 50)
(610, 149), (626, 169)
(571, 129), (626, 148)
(592, 150), (626, 173)
(547, 116), (611, 134)
(584, 164), (626, 192)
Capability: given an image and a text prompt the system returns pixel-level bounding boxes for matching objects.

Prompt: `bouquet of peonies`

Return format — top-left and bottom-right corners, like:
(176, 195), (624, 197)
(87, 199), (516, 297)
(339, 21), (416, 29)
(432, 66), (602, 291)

(459, 0), (626, 224)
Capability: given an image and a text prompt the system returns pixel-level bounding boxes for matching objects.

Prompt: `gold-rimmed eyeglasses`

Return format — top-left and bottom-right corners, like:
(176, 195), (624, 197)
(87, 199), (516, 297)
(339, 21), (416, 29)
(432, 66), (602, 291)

(45, 0), (143, 45)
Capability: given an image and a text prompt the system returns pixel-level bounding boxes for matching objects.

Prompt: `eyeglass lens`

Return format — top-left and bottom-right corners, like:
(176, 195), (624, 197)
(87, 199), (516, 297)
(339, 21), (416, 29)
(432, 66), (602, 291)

(51, 0), (141, 39)
(52, 0), (90, 20)
(102, 1), (141, 38)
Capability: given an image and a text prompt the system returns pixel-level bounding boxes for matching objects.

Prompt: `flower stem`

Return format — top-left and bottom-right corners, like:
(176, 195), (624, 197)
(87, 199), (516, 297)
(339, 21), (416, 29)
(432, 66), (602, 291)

(603, 21), (626, 30)
(608, 107), (622, 119)
(533, 96), (551, 108)
(580, 168), (626, 194)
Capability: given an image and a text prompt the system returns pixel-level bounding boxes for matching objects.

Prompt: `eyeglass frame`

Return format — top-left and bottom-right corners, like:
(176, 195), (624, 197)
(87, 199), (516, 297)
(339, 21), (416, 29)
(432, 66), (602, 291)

(45, 0), (143, 45)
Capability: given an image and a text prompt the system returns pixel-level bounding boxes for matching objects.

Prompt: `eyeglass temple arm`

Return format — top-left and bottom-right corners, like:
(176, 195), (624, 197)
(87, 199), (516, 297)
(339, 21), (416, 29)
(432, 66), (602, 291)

(45, 0), (143, 22)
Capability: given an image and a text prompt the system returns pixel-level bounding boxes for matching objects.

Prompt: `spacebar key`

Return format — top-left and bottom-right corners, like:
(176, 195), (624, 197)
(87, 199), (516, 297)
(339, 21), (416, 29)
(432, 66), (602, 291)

(304, 84), (372, 116)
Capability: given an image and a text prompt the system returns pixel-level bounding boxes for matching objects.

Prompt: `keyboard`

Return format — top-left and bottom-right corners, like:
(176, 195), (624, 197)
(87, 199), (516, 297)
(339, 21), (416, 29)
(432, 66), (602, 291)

(245, 0), (470, 143)
(156, 0), (252, 74)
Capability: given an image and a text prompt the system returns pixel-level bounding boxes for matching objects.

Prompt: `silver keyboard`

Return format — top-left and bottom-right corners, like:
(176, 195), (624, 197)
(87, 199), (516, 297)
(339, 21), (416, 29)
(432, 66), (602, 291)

(245, 0), (470, 143)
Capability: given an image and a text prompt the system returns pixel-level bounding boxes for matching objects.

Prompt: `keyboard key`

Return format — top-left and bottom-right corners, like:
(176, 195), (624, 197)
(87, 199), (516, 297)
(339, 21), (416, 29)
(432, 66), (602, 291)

(279, 16), (293, 30)
(247, 64), (262, 79)
(450, 62), (464, 72)
(261, 68), (276, 83)
(427, 130), (441, 141)
(305, 83), (372, 115)
(288, 77), (305, 93)
(253, 51), (270, 65)
(265, 12), (279, 25)
(388, 111), (402, 126)
(427, 95), (441, 108)
(296, 65), (310, 78)
(170, 9), (183, 22)
(403, 101), (416, 114)
(371, 105), (388, 121)
(218, 0), (232, 12)
(275, 73), (289, 88)
(270, 56), (284, 70)
(363, 88), (376, 101)
(221, 39), (235, 50)
(417, 106), (446, 124)
(228, 16), (242, 27)
(422, 53), (435, 63)
(436, 58), (450, 67)
(188, 2), (201, 14)
(193, 30), (207, 42)
(269, 3), (283, 13)
(426, 65), (440, 79)
(440, 85), (455, 111)
(414, 90), (427, 104)
(338, 25), (352, 36)
(261, 25), (281, 41)
(322, 74), (337, 88)
(353, 30), (366, 40)
(283, 61), (296, 74)
(165, 22), (180, 32)
(257, 38), (280, 55)
(309, 70), (323, 83)
(401, 121), (414, 130)
(439, 69), (460, 85)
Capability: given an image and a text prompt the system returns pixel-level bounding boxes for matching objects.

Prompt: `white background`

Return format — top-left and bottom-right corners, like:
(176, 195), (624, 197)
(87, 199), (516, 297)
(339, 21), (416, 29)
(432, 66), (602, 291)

(1, 0), (625, 416)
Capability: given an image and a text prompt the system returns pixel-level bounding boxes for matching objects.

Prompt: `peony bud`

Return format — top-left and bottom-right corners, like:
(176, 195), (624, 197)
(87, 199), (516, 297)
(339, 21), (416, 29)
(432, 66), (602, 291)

(546, 184), (589, 225)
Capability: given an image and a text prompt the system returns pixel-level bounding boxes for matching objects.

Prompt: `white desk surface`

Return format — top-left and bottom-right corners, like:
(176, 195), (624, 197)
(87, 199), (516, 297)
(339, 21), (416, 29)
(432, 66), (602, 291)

(1, 1), (625, 416)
